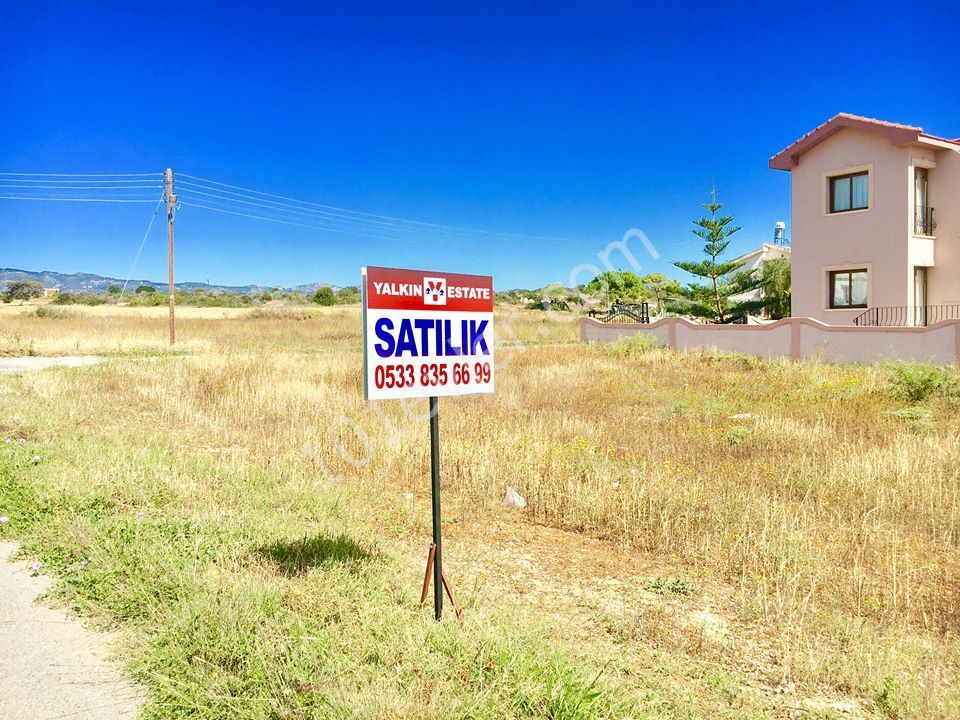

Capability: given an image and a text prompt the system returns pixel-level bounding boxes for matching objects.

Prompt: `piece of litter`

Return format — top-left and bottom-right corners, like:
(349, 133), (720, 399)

(727, 413), (754, 420)
(502, 486), (527, 509)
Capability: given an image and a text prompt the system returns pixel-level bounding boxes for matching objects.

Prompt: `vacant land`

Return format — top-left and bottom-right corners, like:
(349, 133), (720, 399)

(1, 304), (958, 719)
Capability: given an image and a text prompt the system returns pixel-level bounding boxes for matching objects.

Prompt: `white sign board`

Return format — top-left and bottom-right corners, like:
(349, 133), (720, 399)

(362, 266), (495, 400)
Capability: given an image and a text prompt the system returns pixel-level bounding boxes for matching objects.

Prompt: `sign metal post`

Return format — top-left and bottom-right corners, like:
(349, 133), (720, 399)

(429, 395), (442, 620)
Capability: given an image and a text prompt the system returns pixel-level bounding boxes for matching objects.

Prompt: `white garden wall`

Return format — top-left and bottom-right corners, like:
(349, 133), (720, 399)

(580, 317), (960, 365)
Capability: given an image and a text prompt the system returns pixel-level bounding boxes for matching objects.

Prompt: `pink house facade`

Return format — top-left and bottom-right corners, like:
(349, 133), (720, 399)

(770, 114), (960, 326)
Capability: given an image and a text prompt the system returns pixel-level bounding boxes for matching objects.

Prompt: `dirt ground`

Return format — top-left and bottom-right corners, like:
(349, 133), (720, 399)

(400, 502), (870, 719)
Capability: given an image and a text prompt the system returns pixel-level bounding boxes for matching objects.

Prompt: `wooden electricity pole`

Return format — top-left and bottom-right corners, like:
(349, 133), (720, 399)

(165, 168), (176, 345)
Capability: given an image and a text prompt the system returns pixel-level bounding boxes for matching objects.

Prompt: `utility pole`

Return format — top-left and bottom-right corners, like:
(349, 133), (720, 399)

(165, 168), (176, 345)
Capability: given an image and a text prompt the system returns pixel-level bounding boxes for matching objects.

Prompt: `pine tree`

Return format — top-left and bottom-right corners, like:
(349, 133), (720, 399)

(671, 197), (764, 323)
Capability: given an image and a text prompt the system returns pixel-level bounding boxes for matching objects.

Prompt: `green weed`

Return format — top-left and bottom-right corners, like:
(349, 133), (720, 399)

(646, 577), (697, 596)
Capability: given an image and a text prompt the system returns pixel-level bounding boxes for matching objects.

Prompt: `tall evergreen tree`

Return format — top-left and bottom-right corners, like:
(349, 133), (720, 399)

(671, 197), (764, 323)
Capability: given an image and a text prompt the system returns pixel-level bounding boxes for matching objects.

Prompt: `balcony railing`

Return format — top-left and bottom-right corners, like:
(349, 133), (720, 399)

(853, 304), (960, 327)
(915, 205), (937, 236)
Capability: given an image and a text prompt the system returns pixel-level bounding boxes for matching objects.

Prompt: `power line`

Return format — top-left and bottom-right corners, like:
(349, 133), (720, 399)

(176, 185), (478, 240)
(175, 181), (524, 242)
(0, 195), (161, 203)
(0, 171), (161, 177)
(178, 200), (431, 246)
(118, 197), (166, 298)
(0, 187), (163, 190)
(175, 187), (520, 246)
(178, 172), (583, 244)
(0, 178), (165, 185)
(0, 168), (600, 249)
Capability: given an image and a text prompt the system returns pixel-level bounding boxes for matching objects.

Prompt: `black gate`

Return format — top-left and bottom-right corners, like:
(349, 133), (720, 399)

(587, 302), (650, 323)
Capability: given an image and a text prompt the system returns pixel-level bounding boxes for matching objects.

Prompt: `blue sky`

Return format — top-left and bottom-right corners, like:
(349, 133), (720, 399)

(1, 1), (957, 290)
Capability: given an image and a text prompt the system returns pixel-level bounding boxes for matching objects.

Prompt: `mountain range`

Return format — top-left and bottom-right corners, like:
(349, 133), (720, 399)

(0, 268), (340, 295)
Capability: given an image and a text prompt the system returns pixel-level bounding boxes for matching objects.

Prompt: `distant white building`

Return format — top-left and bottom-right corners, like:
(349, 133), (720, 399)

(725, 227), (791, 319)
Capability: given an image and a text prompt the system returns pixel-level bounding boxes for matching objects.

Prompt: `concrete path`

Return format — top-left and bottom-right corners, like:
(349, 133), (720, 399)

(0, 357), (104, 373)
(0, 541), (142, 720)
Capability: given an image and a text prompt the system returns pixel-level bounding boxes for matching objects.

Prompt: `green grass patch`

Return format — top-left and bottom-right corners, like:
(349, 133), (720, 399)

(0, 437), (644, 720)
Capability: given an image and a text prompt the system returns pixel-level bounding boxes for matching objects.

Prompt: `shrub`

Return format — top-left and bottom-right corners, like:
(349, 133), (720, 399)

(78, 294), (108, 306)
(647, 577), (697, 596)
(530, 298), (570, 312)
(607, 333), (661, 358)
(53, 293), (108, 306)
(26, 307), (70, 319)
(313, 287), (336, 306)
(336, 286), (361, 305)
(885, 406), (933, 422)
(247, 308), (315, 321)
(725, 425), (753, 446)
(884, 361), (949, 403)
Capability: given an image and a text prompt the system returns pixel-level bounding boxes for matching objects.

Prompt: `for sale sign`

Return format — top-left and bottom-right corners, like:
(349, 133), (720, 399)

(362, 266), (495, 400)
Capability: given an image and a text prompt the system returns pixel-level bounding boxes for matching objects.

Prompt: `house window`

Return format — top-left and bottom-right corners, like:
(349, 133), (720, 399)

(829, 172), (869, 213)
(829, 269), (868, 308)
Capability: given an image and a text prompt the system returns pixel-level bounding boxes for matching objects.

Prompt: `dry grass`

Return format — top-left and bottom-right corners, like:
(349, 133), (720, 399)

(1, 305), (959, 718)
(0, 303), (577, 356)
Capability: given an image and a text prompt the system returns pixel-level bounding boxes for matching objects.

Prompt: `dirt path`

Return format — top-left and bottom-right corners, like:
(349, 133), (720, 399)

(0, 357), (104, 373)
(399, 506), (870, 719)
(0, 541), (142, 720)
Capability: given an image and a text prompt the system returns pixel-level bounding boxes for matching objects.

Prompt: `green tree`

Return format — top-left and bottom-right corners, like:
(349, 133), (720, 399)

(671, 199), (764, 323)
(585, 271), (650, 302)
(313, 287), (336, 306)
(336, 286), (361, 304)
(107, 285), (122, 294)
(135, 285), (156, 293)
(641, 273), (682, 308)
(2, 279), (44, 302)
(761, 257), (791, 319)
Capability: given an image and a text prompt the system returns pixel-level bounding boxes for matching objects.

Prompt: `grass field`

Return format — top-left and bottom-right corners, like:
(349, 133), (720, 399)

(1, 304), (959, 719)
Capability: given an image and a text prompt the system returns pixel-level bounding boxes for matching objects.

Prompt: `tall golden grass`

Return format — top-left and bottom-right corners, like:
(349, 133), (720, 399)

(3, 304), (959, 717)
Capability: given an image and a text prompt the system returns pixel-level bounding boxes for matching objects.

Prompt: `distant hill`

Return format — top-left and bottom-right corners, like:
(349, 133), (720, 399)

(0, 268), (340, 295)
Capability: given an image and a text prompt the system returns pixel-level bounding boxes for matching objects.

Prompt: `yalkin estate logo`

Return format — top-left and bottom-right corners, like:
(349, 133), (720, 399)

(423, 277), (446, 305)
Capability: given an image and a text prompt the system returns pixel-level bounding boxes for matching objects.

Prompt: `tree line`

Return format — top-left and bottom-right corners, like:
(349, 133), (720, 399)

(0, 279), (362, 308)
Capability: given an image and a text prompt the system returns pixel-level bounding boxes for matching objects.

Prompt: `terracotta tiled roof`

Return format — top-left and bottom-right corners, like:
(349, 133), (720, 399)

(770, 113), (958, 170)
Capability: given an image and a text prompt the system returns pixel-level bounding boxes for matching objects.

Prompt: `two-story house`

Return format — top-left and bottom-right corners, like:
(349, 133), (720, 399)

(770, 113), (960, 326)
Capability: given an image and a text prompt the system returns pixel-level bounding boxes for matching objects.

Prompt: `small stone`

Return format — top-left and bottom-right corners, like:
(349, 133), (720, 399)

(502, 486), (527, 509)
